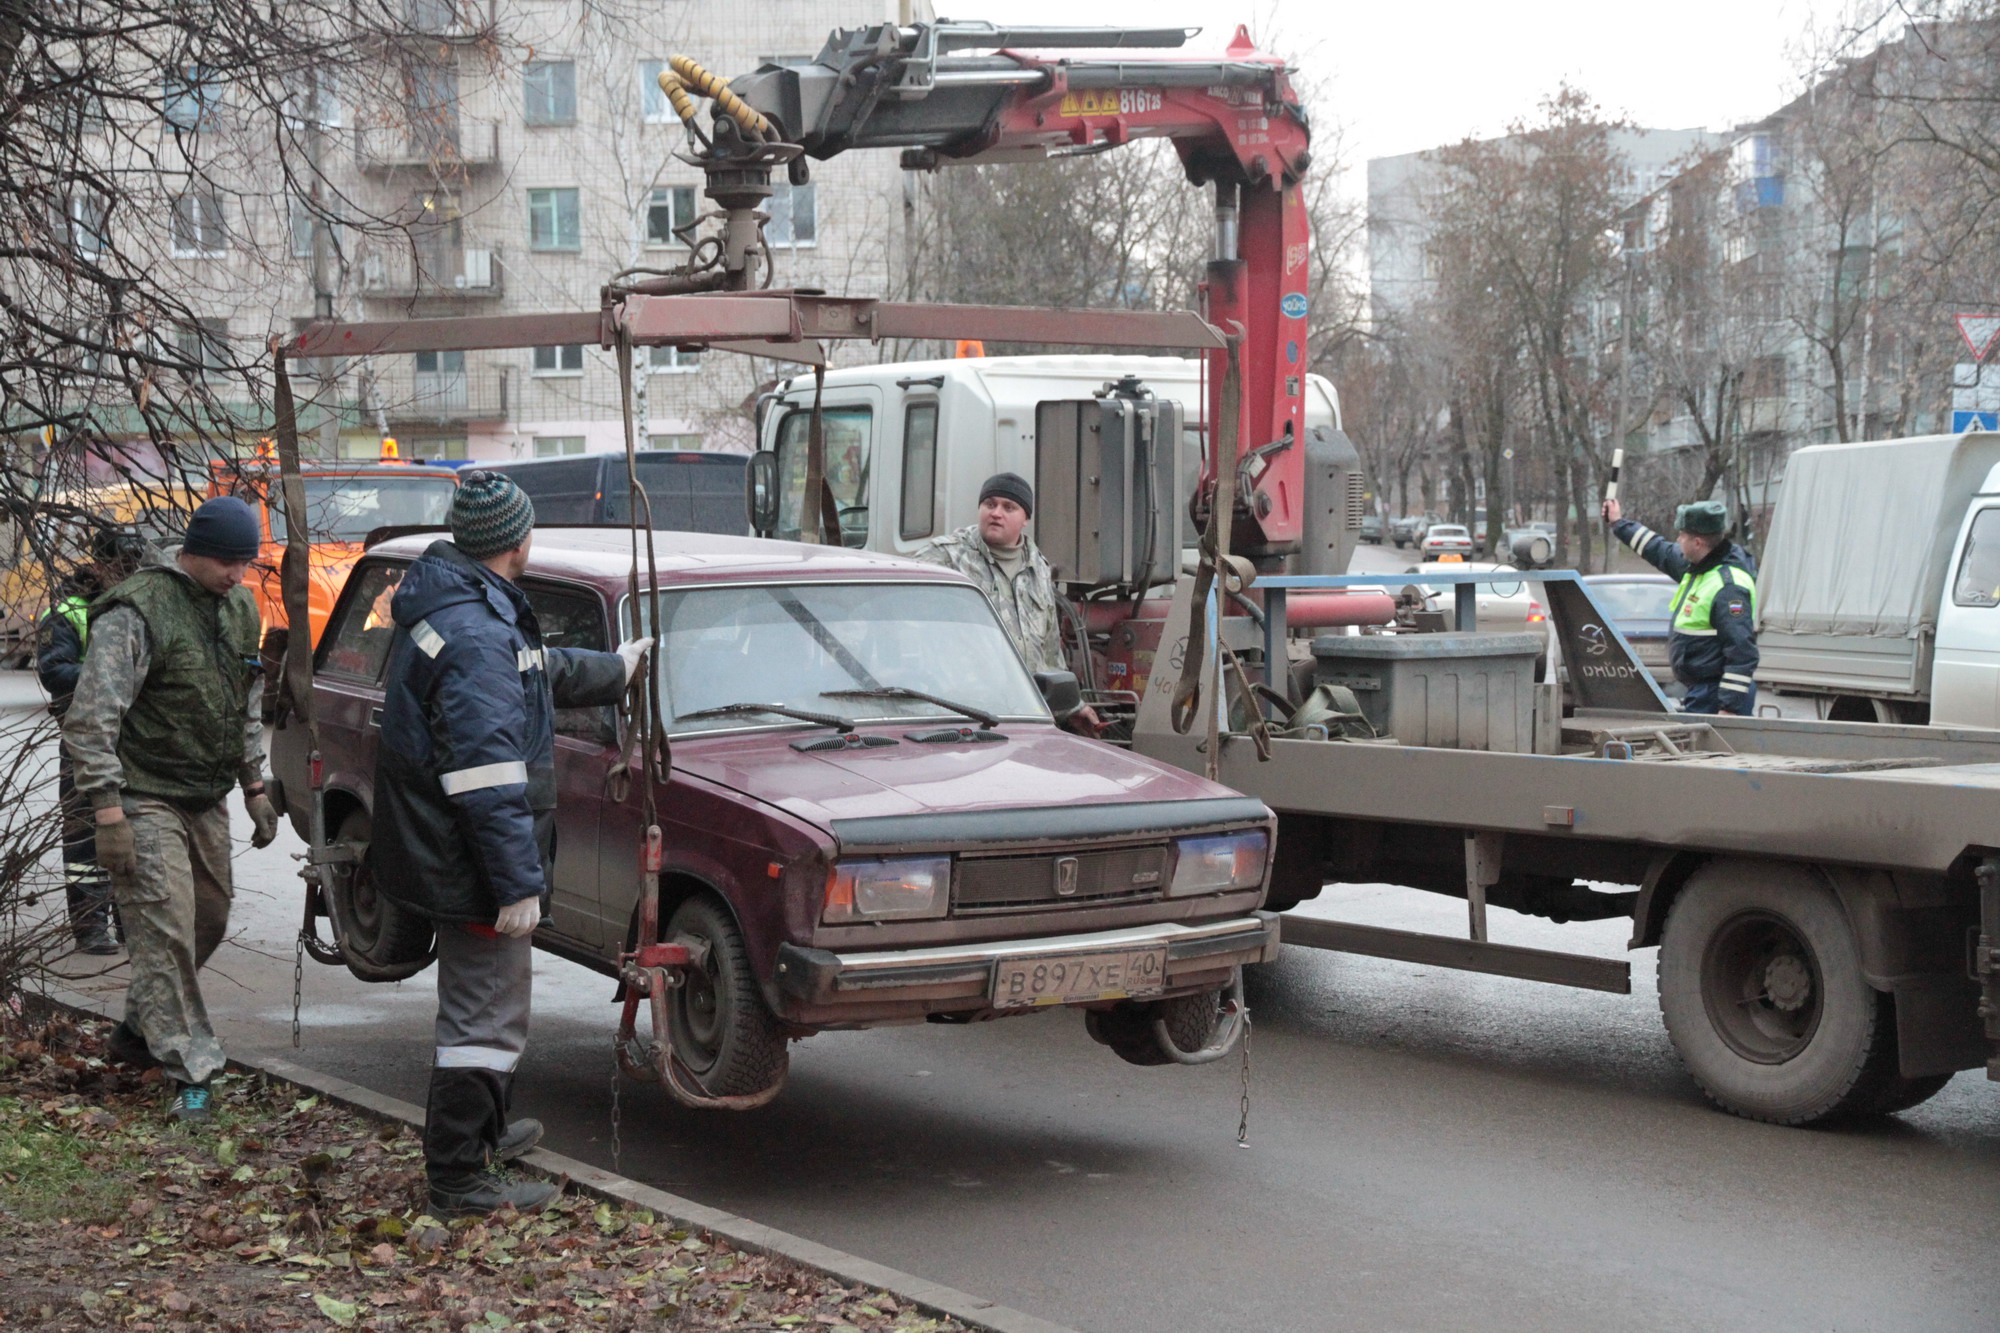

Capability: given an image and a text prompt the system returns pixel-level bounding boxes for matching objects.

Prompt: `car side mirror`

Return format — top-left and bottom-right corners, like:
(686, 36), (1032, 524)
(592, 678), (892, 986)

(1033, 669), (1083, 721)
(746, 450), (779, 537)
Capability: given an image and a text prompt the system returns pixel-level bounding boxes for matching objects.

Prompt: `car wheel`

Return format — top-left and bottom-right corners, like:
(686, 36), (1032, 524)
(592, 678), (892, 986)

(1085, 990), (1224, 1067)
(325, 810), (435, 982)
(1658, 859), (1914, 1125)
(666, 896), (788, 1098)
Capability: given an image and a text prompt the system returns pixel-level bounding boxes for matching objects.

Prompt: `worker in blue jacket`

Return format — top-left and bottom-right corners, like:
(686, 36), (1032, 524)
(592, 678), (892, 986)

(371, 472), (648, 1216)
(1602, 497), (1758, 715)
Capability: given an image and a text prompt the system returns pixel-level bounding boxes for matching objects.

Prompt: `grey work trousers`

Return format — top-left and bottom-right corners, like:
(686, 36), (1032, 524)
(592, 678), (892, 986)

(110, 794), (233, 1085)
(425, 921), (533, 1186)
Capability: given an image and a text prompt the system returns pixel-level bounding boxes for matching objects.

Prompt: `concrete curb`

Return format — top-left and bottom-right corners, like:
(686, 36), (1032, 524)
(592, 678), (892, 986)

(33, 984), (1081, 1333)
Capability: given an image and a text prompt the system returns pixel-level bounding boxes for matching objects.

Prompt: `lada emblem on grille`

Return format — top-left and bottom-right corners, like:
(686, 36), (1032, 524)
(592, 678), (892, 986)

(1054, 856), (1080, 896)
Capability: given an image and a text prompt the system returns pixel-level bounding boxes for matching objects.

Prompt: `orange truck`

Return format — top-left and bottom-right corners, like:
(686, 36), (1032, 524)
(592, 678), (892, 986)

(211, 453), (461, 663)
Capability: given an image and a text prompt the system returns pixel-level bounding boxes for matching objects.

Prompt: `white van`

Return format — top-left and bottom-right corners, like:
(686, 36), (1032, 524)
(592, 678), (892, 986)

(748, 354), (1347, 562)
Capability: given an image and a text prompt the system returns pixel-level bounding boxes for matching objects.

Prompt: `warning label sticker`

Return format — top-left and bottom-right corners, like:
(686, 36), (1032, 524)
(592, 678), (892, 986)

(1058, 89), (1164, 117)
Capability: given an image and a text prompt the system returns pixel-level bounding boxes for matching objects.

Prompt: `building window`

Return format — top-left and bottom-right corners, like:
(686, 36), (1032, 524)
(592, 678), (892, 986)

(532, 344), (584, 375)
(534, 435), (586, 457)
(646, 185), (697, 247)
(524, 61), (576, 126)
(648, 433), (702, 451)
(528, 187), (580, 251)
(1746, 355), (1788, 400)
(170, 190), (227, 256)
(177, 317), (230, 376)
(766, 181), (816, 247)
(639, 60), (673, 123)
(648, 344), (700, 373)
(415, 349), (466, 374)
(163, 66), (216, 129)
(65, 193), (109, 258)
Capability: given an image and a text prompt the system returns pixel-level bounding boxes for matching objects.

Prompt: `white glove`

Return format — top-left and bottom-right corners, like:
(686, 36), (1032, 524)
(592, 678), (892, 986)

(494, 898), (541, 939)
(616, 636), (654, 684)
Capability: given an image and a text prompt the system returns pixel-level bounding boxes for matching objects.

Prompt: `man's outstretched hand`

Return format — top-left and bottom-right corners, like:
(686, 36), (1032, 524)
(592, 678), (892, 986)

(1601, 498), (1622, 524)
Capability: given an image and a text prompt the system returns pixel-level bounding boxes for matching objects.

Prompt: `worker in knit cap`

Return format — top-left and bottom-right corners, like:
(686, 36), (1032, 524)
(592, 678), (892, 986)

(66, 496), (280, 1121)
(370, 471), (651, 1215)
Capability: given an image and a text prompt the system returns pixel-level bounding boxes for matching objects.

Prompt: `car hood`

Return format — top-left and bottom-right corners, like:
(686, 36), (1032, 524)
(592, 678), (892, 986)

(674, 723), (1260, 844)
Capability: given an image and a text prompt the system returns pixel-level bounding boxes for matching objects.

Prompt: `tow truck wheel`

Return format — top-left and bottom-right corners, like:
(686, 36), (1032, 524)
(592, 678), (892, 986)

(1658, 859), (1915, 1125)
(664, 896), (787, 1097)
(1085, 990), (1223, 1067)
(325, 811), (434, 982)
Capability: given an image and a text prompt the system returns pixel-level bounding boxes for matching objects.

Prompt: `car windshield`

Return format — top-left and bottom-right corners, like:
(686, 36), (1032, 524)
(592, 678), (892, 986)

(1589, 580), (1677, 622)
(270, 475), (457, 542)
(642, 581), (1052, 735)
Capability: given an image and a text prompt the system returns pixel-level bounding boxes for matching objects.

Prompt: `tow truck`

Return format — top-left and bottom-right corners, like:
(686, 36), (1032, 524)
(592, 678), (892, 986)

(286, 22), (2000, 1124)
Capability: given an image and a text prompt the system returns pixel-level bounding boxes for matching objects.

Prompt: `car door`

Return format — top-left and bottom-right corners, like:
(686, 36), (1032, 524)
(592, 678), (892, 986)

(1931, 504), (2000, 727)
(519, 578), (620, 946)
(295, 558), (409, 829)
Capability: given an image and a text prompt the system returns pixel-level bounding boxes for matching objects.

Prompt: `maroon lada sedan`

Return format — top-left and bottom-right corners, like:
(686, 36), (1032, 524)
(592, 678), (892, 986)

(270, 528), (1278, 1098)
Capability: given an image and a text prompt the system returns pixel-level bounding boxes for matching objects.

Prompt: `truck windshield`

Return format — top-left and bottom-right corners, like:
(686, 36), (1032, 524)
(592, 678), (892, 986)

(773, 407), (872, 547)
(650, 581), (1050, 735)
(270, 475), (457, 542)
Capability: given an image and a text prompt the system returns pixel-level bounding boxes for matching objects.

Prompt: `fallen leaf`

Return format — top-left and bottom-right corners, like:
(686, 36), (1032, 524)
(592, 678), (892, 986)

(161, 1291), (192, 1313)
(369, 1243), (396, 1268)
(313, 1292), (359, 1327)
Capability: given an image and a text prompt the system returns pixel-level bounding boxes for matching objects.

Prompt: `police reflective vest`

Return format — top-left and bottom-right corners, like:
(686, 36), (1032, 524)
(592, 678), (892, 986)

(1671, 564), (1756, 638)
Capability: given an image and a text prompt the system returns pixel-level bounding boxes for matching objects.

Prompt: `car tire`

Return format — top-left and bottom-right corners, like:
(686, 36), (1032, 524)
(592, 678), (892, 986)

(665, 896), (788, 1098)
(1658, 859), (1914, 1125)
(325, 810), (435, 982)
(1085, 990), (1223, 1067)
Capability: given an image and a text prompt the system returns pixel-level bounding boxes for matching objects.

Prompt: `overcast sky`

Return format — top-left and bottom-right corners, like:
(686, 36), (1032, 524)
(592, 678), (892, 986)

(958, 0), (1889, 169)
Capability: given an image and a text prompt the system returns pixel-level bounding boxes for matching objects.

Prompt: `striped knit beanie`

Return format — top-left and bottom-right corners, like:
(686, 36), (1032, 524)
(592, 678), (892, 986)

(451, 471), (535, 559)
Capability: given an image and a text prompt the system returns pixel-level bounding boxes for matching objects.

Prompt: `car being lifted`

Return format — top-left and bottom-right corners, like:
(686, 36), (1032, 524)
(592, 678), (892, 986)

(269, 528), (1279, 1101)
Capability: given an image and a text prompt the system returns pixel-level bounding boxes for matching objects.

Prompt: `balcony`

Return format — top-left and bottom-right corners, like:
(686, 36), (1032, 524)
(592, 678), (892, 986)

(356, 118), (499, 173)
(385, 368), (510, 423)
(359, 245), (504, 302)
(402, 0), (496, 39)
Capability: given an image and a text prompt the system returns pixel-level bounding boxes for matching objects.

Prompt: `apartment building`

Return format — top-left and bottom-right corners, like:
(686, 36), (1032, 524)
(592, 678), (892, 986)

(212, 0), (931, 464)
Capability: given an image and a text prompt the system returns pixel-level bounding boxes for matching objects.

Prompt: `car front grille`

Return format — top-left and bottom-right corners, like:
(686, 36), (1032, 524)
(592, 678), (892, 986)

(953, 844), (1170, 914)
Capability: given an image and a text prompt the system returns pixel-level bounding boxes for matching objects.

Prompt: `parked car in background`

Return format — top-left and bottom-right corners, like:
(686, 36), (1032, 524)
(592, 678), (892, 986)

(486, 451), (748, 535)
(1420, 523), (1475, 562)
(1359, 514), (1385, 544)
(271, 528), (1280, 1097)
(1391, 514), (1436, 549)
(1583, 572), (1681, 696)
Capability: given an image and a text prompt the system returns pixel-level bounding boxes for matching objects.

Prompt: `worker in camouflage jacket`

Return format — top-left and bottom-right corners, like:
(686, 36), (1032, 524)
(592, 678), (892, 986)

(36, 530), (145, 954)
(1602, 497), (1760, 715)
(64, 497), (281, 1122)
(915, 472), (1100, 733)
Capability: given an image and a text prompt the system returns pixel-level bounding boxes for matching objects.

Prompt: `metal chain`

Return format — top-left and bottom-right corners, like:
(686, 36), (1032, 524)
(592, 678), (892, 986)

(1235, 1007), (1253, 1149)
(610, 1037), (625, 1175)
(291, 930), (305, 1049)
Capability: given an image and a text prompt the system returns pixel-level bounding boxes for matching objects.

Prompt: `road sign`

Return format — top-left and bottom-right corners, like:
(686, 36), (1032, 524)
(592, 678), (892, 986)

(1955, 314), (2000, 362)
(1952, 410), (1998, 433)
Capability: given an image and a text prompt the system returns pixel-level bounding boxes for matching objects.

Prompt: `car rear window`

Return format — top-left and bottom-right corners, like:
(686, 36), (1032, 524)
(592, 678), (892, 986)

(1589, 581), (1676, 622)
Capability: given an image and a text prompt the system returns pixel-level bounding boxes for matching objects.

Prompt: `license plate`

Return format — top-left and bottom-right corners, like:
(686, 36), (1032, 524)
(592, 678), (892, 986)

(992, 947), (1168, 1009)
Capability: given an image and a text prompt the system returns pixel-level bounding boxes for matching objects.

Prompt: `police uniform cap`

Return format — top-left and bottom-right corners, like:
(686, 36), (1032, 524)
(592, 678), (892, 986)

(1674, 500), (1729, 537)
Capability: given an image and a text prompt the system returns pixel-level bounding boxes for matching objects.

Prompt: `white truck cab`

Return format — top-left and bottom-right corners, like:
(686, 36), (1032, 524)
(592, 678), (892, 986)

(751, 355), (1346, 559)
(1929, 460), (2000, 726)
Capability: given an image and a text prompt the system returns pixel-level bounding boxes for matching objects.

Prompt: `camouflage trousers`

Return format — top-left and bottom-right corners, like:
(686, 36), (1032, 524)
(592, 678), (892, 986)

(110, 795), (233, 1085)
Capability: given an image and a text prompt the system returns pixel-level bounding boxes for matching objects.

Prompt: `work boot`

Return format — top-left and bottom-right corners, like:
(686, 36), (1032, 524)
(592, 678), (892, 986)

(494, 1118), (543, 1163)
(429, 1165), (559, 1218)
(106, 1020), (161, 1070)
(169, 1081), (214, 1124)
(74, 921), (120, 956)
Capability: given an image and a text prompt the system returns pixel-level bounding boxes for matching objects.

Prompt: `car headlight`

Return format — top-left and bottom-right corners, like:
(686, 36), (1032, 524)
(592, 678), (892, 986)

(1168, 831), (1269, 897)
(822, 855), (952, 923)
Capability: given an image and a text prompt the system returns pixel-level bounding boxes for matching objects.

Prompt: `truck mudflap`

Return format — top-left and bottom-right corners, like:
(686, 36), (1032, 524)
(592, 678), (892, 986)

(1979, 857), (2000, 1081)
(772, 913), (1281, 1009)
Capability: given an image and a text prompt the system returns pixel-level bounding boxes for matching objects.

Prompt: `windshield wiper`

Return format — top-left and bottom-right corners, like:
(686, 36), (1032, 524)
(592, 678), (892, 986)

(677, 702), (857, 732)
(822, 687), (999, 730)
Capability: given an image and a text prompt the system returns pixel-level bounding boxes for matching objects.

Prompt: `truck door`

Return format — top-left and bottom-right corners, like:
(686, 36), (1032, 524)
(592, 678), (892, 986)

(770, 389), (881, 548)
(1932, 504), (2000, 728)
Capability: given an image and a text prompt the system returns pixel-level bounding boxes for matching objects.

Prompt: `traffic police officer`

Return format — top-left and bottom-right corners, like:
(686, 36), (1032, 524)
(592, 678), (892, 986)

(1602, 497), (1758, 715)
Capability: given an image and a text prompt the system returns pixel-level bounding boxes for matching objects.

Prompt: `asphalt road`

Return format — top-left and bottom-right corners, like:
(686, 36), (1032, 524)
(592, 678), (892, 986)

(24, 549), (2000, 1331)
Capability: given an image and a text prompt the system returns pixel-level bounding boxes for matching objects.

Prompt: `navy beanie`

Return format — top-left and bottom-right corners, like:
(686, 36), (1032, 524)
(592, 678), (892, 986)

(979, 471), (1034, 519)
(452, 471), (535, 559)
(181, 496), (262, 560)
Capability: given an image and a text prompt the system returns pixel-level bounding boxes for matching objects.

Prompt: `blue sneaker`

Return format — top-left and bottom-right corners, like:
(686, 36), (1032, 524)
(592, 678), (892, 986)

(169, 1082), (213, 1123)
